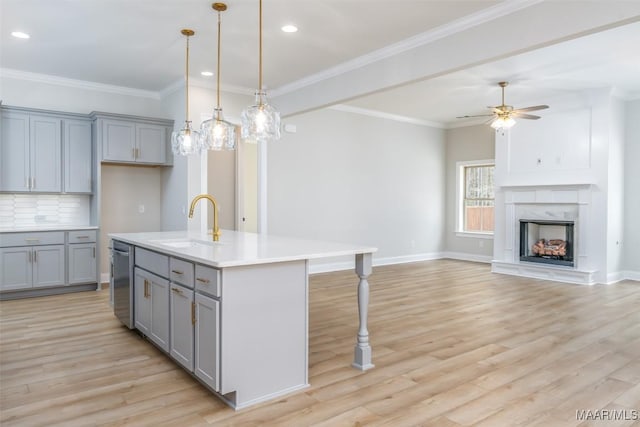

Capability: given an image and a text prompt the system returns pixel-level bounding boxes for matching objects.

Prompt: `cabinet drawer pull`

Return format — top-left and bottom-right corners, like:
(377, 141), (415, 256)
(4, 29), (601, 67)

(196, 277), (210, 284)
(25, 238), (40, 242)
(76, 235), (90, 239)
(171, 270), (184, 275)
(171, 287), (183, 295)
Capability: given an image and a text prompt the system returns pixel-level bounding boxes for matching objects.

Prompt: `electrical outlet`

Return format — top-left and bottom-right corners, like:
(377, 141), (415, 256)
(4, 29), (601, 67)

(138, 204), (145, 214)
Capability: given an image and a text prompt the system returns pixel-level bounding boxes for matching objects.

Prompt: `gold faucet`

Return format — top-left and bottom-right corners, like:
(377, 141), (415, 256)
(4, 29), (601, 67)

(188, 194), (221, 242)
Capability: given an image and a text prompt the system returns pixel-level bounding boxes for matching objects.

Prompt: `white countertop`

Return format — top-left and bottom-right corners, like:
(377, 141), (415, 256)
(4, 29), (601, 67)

(0, 225), (99, 233)
(109, 230), (377, 268)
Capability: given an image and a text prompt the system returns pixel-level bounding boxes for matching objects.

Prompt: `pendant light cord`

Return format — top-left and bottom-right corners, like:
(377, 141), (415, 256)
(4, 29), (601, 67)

(258, 0), (263, 92)
(217, 10), (221, 111)
(185, 34), (190, 123)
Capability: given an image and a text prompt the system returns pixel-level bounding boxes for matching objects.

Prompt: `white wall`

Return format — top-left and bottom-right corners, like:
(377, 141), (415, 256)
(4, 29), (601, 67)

(607, 97), (625, 281)
(267, 108), (446, 270)
(444, 125), (495, 261)
(100, 165), (162, 273)
(0, 76), (166, 117)
(624, 99), (640, 276)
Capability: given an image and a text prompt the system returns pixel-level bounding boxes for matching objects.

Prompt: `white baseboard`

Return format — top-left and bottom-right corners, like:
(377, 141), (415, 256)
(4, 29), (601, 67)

(622, 271), (640, 282)
(606, 271), (625, 284)
(441, 252), (493, 264)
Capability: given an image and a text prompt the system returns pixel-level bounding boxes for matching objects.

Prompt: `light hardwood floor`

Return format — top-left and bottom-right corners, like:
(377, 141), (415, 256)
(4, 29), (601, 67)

(1, 260), (639, 426)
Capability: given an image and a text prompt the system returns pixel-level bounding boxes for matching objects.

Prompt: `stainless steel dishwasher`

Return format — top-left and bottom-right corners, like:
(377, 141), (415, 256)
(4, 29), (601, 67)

(112, 240), (134, 328)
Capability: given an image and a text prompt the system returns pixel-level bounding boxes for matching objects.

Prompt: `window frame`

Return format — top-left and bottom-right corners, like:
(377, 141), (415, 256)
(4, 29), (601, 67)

(456, 159), (495, 238)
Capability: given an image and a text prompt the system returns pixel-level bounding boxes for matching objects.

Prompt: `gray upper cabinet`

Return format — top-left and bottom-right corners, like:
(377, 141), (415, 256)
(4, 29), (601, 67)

(64, 120), (93, 193)
(92, 112), (173, 166)
(0, 111), (62, 193)
(1, 107), (92, 194)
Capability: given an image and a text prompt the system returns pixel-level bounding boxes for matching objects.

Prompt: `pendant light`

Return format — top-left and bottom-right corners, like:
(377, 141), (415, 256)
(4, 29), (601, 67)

(172, 29), (201, 156)
(200, 2), (236, 151)
(241, 0), (281, 143)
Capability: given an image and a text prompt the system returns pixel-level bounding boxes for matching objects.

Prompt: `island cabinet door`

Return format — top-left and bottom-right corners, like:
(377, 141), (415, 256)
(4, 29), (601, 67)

(170, 282), (194, 371)
(194, 293), (220, 392)
(134, 268), (151, 335)
(150, 274), (170, 352)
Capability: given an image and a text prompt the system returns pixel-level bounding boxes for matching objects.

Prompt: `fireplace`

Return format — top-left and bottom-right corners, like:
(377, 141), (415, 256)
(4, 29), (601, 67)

(519, 220), (575, 267)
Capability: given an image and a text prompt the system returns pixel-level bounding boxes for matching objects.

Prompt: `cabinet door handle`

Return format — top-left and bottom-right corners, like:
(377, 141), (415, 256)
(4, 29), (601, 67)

(171, 270), (184, 275)
(32, 177), (35, 189)
(171, 287), (183, 295)
(144, 279), (149, 298)
(25, 177), (30, 190)
(136, 148), (140, 158)
(196, 277), (210, 284)
(191, 302), (196, 325)
(132, 148), (136, 159)
(33, 251), (37, 263)
(28, 251), (32, 263)
(92, 247), (96, 258)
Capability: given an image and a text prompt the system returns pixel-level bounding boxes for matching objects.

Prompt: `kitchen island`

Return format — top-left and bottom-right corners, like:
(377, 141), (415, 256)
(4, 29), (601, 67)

(109, 230), (376, 409)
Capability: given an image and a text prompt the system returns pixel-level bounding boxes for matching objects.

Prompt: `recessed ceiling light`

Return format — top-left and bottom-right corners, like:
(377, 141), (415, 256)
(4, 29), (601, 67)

(201, 71), (214, 77)
(281, 25), (298, 33)
(11, 31), (30, 39)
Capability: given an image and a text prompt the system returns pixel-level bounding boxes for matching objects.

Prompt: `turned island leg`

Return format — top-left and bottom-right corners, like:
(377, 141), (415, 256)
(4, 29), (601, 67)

(353, 252), (374, 370)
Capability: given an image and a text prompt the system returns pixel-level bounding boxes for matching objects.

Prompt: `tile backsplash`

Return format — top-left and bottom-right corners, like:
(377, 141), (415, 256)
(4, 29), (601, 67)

(0, 194), (91, 228)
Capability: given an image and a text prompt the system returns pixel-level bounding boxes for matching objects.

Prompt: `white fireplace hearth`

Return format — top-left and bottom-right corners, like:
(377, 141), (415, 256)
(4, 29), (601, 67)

(492, 185), (598, 285)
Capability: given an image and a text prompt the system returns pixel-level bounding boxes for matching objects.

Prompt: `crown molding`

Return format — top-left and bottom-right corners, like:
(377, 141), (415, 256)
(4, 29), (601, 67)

(0, 68), (161, 99)
(271, 0), (544, 97)
(329, 104), (445, 129)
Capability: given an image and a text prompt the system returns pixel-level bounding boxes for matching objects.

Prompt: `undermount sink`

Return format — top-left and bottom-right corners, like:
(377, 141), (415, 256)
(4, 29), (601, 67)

(149, 238), (220, 248)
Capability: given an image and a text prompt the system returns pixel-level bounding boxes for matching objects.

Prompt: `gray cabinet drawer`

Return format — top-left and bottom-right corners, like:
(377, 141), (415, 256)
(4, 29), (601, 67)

(170, 257), (194, 288)
(195, 264), (220, 298)
(135, 247), (169, 278)
(0, 231), (65, 247)
(67, 230), (97, 243)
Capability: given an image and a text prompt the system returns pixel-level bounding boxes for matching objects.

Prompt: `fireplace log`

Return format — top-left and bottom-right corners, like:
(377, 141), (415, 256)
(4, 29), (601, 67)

(532, 239), (567, 257)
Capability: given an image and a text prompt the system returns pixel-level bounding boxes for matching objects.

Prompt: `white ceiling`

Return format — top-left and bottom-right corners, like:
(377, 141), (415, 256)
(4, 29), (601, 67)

(1, 0), (639, 127)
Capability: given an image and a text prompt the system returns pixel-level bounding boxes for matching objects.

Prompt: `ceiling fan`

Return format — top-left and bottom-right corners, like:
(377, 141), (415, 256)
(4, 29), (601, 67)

(457, 81), (549, 129)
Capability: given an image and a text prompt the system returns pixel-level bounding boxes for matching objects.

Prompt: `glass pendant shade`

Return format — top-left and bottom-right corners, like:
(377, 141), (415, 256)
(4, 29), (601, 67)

(491, 115), (516, 130)
(172, 122), (201, 155)
(201, 108), (236, 150)
(241, 91), (281, 143)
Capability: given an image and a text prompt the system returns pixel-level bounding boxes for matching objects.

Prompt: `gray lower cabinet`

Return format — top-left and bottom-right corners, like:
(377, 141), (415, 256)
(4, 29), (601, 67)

(134, 267), (170, 351)
(0, 245), (65, 291)
(68, 243), (96, 284)
(194, 292), (220, 392)
(170, 282), (195, 371)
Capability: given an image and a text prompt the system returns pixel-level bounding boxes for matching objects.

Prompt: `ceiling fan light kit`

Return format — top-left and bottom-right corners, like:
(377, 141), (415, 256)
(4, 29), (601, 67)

(458, 81), (549, 131)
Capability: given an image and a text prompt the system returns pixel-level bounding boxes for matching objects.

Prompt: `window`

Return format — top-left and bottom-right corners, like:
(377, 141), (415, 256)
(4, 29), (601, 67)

(457, 160), (495, 235)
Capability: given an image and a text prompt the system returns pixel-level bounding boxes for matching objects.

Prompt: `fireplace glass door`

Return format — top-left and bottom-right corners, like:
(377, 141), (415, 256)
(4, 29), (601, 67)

(519, 220), (575, 267)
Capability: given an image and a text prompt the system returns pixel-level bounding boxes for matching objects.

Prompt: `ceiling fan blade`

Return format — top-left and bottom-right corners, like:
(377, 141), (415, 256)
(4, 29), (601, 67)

(514, 105), (549, 113)
(513, 113), (541, 120)
(456, 114), (494, 119)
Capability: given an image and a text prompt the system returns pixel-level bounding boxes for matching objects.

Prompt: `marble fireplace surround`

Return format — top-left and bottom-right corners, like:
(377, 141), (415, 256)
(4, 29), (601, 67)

(492, 185), (597, 285)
